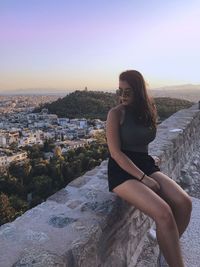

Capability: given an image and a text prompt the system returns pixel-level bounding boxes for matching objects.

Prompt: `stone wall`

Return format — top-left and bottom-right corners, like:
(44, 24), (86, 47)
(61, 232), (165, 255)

(0, 104), (200, 267)
(149, 104), (200, 184)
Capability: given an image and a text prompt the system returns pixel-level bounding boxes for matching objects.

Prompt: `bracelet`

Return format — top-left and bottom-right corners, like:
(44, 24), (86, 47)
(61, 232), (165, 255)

(139, 173), (146, 181)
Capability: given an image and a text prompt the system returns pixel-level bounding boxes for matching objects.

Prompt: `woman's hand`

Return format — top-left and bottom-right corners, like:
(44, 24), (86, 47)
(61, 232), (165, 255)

(151, 155), (161, 166)
(141, 175), (161, 192)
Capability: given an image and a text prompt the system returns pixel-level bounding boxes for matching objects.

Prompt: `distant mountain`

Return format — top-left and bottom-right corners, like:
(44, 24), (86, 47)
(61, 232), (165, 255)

(150, 84), (200, 102)
(2, 83), (200, 99)
(0, 88), (70, 96)
(153, 84), (200, 90)
(35, 90), (193, 121)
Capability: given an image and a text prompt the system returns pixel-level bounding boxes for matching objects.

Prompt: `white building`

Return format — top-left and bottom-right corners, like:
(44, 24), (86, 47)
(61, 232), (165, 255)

(79, 119), (87, 129)
(58, 118), (70, 126)
(0, 151), (28, 168)
(70, 118), (87, 129)
(0, 131), (19, 147)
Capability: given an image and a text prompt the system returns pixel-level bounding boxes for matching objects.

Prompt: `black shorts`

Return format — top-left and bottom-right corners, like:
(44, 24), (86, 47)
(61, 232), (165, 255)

(107, 149), (160, 192)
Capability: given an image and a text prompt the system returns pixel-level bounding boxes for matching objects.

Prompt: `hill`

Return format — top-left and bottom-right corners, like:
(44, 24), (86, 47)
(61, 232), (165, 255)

(34, 90), (117, 120)
(34, 90), (193, 121)
(155, 97), (193, 120)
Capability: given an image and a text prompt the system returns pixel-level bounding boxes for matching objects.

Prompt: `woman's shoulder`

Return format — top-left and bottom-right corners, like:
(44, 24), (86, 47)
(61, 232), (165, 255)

(108, 104), (125, 114)
(107, 104), (125, 124)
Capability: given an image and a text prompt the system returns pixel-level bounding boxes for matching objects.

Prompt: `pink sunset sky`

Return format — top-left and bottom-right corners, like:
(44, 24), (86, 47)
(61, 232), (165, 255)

(0, 0), (200, 92)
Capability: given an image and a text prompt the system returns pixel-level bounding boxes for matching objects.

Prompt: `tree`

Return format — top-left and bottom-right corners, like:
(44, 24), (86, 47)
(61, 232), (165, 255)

(29, 144), (43, 159)
(75, 147), (86, 155)
(23, 161), (32, 178)
(71, 159), (81, 177)
(31, 163), (48, 176)
(88, 159), (97, 169)
(62, 162), (74, 182)
(9, 161), (31, 187)
(0, 193), (15, 225)
(54, 146), (62, 158)
(0, 179), (24, 196)
(9, 141), (18, 151)
(9, 194), (28, 211)
(30, 175), (52, 198)
(9, 163), (21, 179)
(67, 149), (75, 162)
(43, 138), (55, 152)
(93, 130), (106, 144)
(81, 156), (90, 171)
(61, 133), (64, 141)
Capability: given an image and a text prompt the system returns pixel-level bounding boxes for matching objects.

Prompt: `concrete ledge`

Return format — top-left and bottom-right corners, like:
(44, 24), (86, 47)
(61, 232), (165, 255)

(0, 103), (200, 267)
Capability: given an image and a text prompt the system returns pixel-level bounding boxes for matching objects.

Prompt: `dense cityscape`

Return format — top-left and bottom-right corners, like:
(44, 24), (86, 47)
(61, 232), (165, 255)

(0, 95), (106, 170)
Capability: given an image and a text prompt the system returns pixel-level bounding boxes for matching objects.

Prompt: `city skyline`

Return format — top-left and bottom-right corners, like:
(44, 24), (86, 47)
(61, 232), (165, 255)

(1, 0), (200, 92)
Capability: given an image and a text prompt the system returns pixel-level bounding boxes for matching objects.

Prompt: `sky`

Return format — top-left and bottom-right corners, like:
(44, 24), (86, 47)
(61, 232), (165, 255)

(1, 0), (200, 92)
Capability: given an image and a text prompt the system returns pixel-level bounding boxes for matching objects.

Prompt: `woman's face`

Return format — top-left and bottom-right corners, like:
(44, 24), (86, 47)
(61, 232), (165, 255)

(117, 80), (134, 106)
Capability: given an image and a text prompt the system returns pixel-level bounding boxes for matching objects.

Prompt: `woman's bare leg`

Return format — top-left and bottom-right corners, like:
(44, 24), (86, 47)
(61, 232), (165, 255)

(113, 179), (185, 267)
(150, 172), (192, 238)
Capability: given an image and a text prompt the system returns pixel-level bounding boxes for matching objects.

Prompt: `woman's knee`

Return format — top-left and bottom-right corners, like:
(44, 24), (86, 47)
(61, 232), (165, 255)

(175, 193), (192, 216)
(155, 203), (175, 228)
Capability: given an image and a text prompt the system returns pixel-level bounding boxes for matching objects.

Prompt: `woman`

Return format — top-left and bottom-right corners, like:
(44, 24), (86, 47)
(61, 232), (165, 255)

(106, 70), (192, 267)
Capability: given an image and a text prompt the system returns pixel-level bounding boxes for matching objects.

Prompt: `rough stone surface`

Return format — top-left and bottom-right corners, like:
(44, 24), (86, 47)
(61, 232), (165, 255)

(0, 103), (200, 267)
(181, 197), (200, 266)
(12, 248), (67, 267)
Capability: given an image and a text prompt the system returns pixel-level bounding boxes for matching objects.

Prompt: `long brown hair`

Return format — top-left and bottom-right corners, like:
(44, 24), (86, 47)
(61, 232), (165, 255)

(119, 70), (157, 127)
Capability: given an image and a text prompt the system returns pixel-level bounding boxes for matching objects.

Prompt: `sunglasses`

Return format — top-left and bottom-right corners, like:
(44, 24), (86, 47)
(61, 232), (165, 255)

(116, 88), (134, 97)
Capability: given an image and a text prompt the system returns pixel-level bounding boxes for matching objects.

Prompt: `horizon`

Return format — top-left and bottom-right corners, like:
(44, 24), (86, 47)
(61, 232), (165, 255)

(1, 0), (200, 92)
(1, 83), (200, 96)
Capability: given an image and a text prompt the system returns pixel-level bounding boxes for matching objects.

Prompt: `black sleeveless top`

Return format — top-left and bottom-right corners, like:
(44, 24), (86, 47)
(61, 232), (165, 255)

(119, 105), (156, 153)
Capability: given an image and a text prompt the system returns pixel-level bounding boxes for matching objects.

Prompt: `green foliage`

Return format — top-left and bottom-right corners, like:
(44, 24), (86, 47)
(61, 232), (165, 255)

(9, 161), (32, 187)
(25, 144), (44, 159)
(155, 97), (193, 120)
(34, 90), (193, 122)
(0, 193), (16, 225)
(35, 90), (117, 120)
(93, 130), (107, 144)
(9, 142), (19, 151)
(30, 175), (52, 197)
(9, 194), (29, 211)
(43, 138), (55, 152)
(31, 163), (48, 176)
(0, 178), (24, 196)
